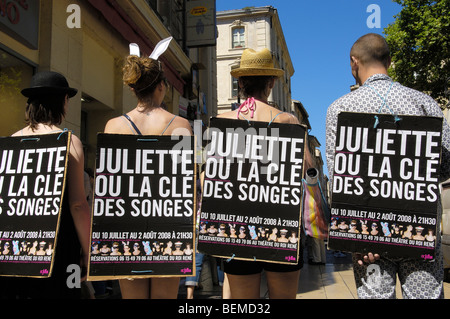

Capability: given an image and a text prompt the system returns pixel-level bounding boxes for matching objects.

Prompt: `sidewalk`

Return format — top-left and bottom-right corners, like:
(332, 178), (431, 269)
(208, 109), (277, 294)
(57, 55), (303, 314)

(296, 250), (357, 299)
(297, 250), (450, 299)
(178, 249), (450, 299)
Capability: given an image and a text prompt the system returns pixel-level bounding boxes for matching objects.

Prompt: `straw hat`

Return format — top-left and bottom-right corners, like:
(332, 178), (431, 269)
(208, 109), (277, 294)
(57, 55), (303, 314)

(230, 48), (284, 78)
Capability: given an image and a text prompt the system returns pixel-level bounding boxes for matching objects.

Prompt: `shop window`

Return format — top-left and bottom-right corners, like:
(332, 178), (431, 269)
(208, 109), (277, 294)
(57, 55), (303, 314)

(0, 48), (34, 136)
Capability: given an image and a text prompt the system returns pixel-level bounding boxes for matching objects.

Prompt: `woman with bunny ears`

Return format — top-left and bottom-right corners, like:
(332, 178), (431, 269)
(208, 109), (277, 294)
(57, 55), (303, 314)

(104, 38), (192, 299)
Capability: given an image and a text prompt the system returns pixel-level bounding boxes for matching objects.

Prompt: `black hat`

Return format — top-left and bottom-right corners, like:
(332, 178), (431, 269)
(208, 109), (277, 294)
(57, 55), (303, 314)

(21, 71), (78, 98)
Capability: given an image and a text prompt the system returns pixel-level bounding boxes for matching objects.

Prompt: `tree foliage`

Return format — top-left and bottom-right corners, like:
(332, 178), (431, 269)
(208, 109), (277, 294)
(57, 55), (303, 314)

(384, 0), (450, 107)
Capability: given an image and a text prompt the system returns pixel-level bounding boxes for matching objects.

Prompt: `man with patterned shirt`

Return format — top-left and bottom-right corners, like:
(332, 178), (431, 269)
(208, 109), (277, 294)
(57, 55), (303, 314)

(326, 33), (450, 299)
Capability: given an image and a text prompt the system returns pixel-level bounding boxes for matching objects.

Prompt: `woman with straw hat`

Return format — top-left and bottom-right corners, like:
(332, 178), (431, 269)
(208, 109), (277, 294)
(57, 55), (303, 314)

(227, 48), (298, 124)
(218, 48), (314, 299)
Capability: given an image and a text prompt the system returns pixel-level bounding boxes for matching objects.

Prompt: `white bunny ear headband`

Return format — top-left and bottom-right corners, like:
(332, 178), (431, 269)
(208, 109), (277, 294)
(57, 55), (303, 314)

(129, 36), (173, 60)
(128, 37), (173, 93)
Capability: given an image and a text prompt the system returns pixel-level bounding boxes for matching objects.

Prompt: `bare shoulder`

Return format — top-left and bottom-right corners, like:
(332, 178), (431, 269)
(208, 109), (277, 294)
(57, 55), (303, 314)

(69, 134), (84, 157)
(104, 116), (127, 134)
(276, 112), (300, 125)
(11, 129), (22, 137)
(172, 115), (191, 127)
(70, 133), (83, 148)
(217, 110), (238, 120)
(167, 115), (193, 136)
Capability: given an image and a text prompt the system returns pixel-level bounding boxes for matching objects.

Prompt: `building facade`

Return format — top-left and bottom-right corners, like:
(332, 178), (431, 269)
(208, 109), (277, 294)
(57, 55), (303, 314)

(0, 0), (217, 169)
(215, 6), (329, 203)
(216, 6), (294, 115)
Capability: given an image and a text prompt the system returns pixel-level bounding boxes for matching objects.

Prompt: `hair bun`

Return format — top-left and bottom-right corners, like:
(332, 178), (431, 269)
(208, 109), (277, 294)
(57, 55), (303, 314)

(123, 55), (163, 97)
(123, 55), (143, 86)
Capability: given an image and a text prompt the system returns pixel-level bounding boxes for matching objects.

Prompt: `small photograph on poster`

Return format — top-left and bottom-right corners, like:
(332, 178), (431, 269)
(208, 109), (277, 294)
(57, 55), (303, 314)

(197, 118), (306, 264)
(0, 133), (71, 278)
(328, 204), (437, 259)
(328, 112), (442, 260)
(88, 134), (196, 280)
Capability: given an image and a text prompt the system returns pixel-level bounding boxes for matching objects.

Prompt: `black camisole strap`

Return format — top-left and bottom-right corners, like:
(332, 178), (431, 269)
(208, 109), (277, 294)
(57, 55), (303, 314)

(122, 114), (142, 135)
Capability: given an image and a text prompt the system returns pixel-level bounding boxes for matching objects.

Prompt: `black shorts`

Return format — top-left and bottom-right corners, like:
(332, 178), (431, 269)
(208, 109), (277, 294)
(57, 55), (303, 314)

(223, 247), (304, 275)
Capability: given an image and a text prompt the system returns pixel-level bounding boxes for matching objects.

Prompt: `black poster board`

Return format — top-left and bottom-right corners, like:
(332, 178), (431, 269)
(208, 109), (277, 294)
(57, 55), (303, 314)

(0, 132), (71, 278)
(328, 112), (443, 260)
(88, 134), (196, 280)
(197, 118), (306, 264)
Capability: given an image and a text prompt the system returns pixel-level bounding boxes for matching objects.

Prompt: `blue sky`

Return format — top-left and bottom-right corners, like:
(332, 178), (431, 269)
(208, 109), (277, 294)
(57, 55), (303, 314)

(216, 0), (402, 176)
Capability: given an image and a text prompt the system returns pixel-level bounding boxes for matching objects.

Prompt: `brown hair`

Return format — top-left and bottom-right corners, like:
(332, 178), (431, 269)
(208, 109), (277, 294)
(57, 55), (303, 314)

(238, 76), (274, 99)
(25, 94), (66, 130)
(123, 55), (166, 100)
(350, 33), (391, 68)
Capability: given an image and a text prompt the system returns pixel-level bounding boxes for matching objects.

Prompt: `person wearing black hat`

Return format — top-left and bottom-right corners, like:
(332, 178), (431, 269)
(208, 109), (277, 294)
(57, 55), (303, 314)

(1, 71), (91, 299)
(18, 71), (78, 134)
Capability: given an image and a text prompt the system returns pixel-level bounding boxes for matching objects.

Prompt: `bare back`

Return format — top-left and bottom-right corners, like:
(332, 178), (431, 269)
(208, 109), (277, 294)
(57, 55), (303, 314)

(105, 108), (192, 136)
(218, 100), (299, 125)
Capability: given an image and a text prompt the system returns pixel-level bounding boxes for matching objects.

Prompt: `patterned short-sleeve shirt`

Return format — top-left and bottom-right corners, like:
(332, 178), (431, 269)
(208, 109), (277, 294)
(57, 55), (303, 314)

(325, 73), (450, 184)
